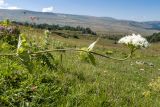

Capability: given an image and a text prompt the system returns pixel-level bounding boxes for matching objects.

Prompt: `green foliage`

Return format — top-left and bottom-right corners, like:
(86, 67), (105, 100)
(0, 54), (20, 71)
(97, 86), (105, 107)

(52, 40), (66, 52)
(12, 21), (97, 35)
(0, 67), (63, 107)
(79, 38), (98, 65)
(0, 42), (11, 52)
(17, 33), (33, 71)
(79, 48), (96, 65)
(35, 53), (58, 70)
(30, 30), (59, 70)
(146, 32), (160, 43)
(0, 19), (11, 26)
(13, 29), (61, 71)
(88, 53), (96, 65)
(0, 20), (20, 47)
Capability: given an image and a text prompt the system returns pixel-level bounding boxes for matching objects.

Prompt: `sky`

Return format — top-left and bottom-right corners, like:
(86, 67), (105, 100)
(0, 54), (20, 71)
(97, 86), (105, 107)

(0, 0), (160, 21)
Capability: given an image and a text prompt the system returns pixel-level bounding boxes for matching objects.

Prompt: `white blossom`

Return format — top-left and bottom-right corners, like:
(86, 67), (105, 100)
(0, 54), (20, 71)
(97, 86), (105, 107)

(118, 33), (149, 48)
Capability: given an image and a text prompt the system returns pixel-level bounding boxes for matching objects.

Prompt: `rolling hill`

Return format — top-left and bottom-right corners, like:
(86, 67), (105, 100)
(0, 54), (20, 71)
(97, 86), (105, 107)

(0, 9), (160, 35)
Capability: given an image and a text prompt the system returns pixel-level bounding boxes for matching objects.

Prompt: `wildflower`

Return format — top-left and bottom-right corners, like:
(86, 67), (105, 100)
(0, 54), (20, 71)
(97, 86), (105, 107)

(118, 33), (149, 49)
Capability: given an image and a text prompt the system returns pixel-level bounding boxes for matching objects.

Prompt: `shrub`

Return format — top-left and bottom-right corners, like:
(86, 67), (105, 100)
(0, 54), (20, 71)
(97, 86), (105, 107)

(0, 21), (20, 47)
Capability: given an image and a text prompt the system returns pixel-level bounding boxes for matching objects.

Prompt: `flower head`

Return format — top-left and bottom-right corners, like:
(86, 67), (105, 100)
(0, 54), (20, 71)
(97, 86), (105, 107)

(118, 33), (149, 48)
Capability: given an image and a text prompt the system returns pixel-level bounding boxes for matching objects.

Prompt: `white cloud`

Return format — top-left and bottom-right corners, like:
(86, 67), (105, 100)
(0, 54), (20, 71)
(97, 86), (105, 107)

(0, 0), (21, 10)
(7, 6), (21, 10)
(0, 0), (5, 6)
(0, 0), (8, 6)
(42, 6), (54, 12)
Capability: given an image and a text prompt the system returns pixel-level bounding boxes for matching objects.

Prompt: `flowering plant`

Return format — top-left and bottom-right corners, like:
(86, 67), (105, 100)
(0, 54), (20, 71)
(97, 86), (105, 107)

(118, 33), (149, 55)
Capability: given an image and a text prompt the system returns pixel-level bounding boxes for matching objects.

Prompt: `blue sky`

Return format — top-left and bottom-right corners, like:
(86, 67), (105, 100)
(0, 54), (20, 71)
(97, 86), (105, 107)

(0, 0), (160, 21)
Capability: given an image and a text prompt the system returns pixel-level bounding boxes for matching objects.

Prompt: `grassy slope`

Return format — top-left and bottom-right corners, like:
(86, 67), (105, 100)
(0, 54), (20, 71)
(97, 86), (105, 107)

(0, 27), (160, 107)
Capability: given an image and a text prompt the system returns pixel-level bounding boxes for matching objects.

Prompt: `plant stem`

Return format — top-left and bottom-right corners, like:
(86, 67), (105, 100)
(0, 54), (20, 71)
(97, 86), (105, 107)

(31, 48), (131, 61)
(0, 53), (17, 56)
(0, 48), (131, 61)
(90, 51), (131, 61)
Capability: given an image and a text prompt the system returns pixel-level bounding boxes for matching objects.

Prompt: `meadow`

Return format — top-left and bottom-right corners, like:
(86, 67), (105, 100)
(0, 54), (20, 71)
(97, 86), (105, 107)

(0, 21), (160, 107)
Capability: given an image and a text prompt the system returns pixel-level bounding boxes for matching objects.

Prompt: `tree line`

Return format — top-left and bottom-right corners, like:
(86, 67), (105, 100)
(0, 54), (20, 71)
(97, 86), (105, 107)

(12, 21), (97, 35)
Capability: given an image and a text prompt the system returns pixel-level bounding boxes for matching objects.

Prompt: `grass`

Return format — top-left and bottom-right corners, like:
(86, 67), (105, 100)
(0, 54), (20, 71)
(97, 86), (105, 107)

(0, 27), (160, 107)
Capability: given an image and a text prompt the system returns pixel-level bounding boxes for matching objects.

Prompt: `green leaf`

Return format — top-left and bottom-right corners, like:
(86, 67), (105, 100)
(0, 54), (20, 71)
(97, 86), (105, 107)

(79, 48), (96, 65)
(79, 47), (89, 62)
(88, 53), (96, 65)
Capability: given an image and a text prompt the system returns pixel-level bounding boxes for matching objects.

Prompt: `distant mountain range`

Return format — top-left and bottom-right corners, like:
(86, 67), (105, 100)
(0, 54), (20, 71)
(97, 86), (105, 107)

(0, 9), (160, 35)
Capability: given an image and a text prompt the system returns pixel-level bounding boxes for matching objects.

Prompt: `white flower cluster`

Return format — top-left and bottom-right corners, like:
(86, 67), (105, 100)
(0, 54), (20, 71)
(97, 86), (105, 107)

(118, 34), (149, 48)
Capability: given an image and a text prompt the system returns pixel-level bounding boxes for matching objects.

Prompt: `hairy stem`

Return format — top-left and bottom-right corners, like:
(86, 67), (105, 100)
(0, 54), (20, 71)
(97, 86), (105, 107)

(31, 48), (131, 61)
(0, 48), (131, 61)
